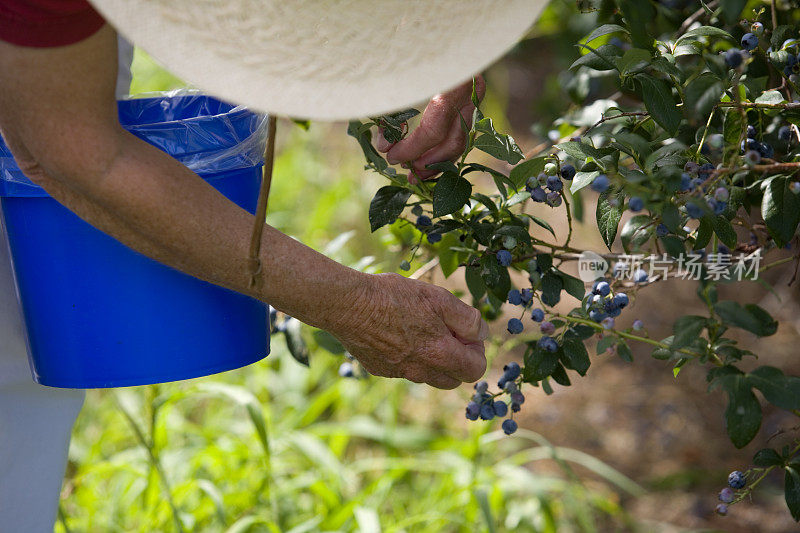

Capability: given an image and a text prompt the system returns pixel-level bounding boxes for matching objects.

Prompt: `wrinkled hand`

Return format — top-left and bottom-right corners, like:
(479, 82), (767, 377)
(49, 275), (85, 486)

(331, 273), (488, 389)
(375, 76), (486, 182)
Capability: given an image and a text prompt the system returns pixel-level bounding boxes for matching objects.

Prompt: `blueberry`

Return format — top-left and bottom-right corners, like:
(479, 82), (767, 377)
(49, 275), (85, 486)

(633, 268), (649, 283)
(715, 504), (728, 516)
(504, 380), (518, 393)
(561, 164), (576, 180)
(474, 380), (488, 394)
(427, 232), (442, 244)
(530, 186), (547, 202)
(628, 196), (644, 212)
(686, 202), (704, 219)
(479, 403), (495, 420)
(741, 32), (758, 51)
(520, 289), (533, 305)
(546, 175), (563, 192)
(707, 133), (724, 150)
(728, 471), (746, 489)
(593, 281), (611, 296)
(713, 200), (727, 216)
(632, 319), (644, 331)
(613, 293), (629, 308)
(411, 205), (423, 216)
(684, 161), (701, 174)
(779, 125), (792, 141)
(416, 215), (432, 227)
(540, 321), (556, 335)
(465, 401), (480, 420)
(714, 187), (729, 202)
(717, 244), (731, 255)
(746, 124), (757, 139)
(608, 306), (622, 318)
(601, 317), (615, 329)
(338, 362), (355, 378)
(546, 191), (563, 207)
(725, 48), (743, 68)
(510, 391), (525, 405)
(656, 224), (669, 237)
(679, 173), (692, 191)
(718, 487), (735, 503)
(741, 138), (759, 153)
(525, 175), (539, 191)
(507, 318), (524, 334)
(790, 181), (800, 194)
(537, 172), (548, 186)
(531, 308), (545, 322)
(691, 177), (706, 192)
(544, 162), (558, 176)
(613, 262), (626, 277)
(503, 362), (521, 380)
(751, 22), (764, 35)
(538, 336), (558, 352)
(511, 402), (521, 413)
(591, 174), (610, 193)
(698, 163), (716, 177)
(744, 149), (761, 166)
(757, 142), (774, 159)
(497, 249), (513, 267)
(508, 289), (523, 306)
(493, 401), (509, 417)
(589, 309), (607, 322)
(502, 419), (518, 435)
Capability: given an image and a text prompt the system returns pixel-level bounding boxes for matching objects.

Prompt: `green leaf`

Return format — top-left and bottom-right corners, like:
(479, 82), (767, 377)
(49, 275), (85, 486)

(723, 108), (744, 146)
(711, 215), (737, 248)
(597, 335), (616, 355)
(596, 191), (624, 250)
(719, 0), (746, 25)
(676, 26), (734, 46)
(724, 381), (762, 448)
(557, 271), (586, 301)
(368, 186), (411, 232)
(523, 345), (560, 382)
(619, 0), (655, 50)
(570, 44), (623, 71)
(762, 177), (800, 247)
(562, 338), (591, 376)
(621, 214), (655, 253)
(570, 171), (600, 194)
(525, 214), (557, 238)
(685, 72), (725, 116)
(480, 255), (511, 301)
(465, 265), (485, 301)
(755, 90), (785, 105)
(583, 24), (629, 43)
(638, 76), (681, 135)
(617, 341), (633, 362)
(671, 315), (707, 350)
(753, 448), (784, 467)
(510, 157), (546, 189)
(660, 235), (685, 258)
(312, 329), (345, 355)
(786, 465), (800, 522)
(694, 217), (713, 249)
(550, 363), (572, 386)
(347, 120), (388, 171)
(615, 48), (652, 75)
(473, 133), (524, 165)
(714, 301), (778, 337)
(747, 366), (800, 410)
(557, 141), (613, 161)
(433, 174), (472, 217)
(540, 272), (563, 307)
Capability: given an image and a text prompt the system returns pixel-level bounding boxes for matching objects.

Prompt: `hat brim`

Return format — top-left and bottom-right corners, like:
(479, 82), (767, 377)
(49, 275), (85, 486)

(89, 0), (546, 120)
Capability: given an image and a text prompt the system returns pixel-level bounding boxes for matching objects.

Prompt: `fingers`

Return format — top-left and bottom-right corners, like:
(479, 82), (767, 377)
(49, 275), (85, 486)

(404, 364), (462, 389)
(374, 127), (393, 153)
(386, 96), (453, 164)
(410, 103), (473, 179)
(432, 334), (486, 383)
(439, 292), (489, 344)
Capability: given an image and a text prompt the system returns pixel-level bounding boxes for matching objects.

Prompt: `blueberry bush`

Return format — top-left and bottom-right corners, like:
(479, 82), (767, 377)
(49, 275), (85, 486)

(346, 0), (800, 522)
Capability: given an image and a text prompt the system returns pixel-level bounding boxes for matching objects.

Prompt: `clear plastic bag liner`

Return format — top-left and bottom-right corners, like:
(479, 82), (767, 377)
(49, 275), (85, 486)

(0, 92), (268, 197)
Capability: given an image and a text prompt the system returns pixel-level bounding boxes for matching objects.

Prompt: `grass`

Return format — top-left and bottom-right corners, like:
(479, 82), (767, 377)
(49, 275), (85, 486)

(56, 49), (644, 533)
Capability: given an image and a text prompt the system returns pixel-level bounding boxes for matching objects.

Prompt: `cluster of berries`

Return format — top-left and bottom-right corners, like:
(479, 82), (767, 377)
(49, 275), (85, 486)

(612, 263), (649, 284)
(505, 288), (560, 351)
(413, 207), (444, 244)
(583, 280), (630, 328)
(465, 362), (524, 435)
(741, 124), (775, 163)
(679, 162), (728, 218)
(715, 470), (747, 516)
(525, 163), (575, 207)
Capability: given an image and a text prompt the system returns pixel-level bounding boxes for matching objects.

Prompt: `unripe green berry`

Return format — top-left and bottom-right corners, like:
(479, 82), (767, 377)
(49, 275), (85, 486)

(544, 162), (558, 176)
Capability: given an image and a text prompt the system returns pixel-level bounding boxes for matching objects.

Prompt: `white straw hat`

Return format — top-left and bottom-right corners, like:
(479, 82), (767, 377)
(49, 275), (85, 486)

(89, 0), (547, 120)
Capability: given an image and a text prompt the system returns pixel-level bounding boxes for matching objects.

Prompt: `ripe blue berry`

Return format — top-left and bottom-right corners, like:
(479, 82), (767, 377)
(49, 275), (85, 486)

(508, 289), (522, 306)
(589, 309), (607, 322)
(530, 186), (547, 202)
(503, 380), (518, 393)
(632, 319), (644, 331)
(511, 402), (521, 413)
(719, 487), (735, 503)
(502, 419), (518, 435)
(427, 232), (442, 244)
(628, 196), (644, 212)
(338, 362), (355, 378)
(779, 125), (792, 141)
(493, 401), (509, 417)
(728, 471), (746, 489)
(686, 202), (704, 219)
(479, 403), (495, 420)
(746, 124), (757, 139)
(540, 321), (555, 335)
(510, 391), (525, 405)
(561, 164), (576, 180)
(593, 281), (611, 297)
(546, 191), (563, 207)
(546, 175), (563, 192)
(633, 268), (649, 283)
(713, 200), (727, 216)
(725, 48), (743, 68)
(520, 289), (533, 305)
(714, 187), (729, 202)
(531, 308), (545, 322)
(507, 318), (524, 335)
(475, 380), (488, 393)
(416, 215), (432, 227)
(715, 504), (728, 516)
(497, 249), (513, 267)
(538, 336), (558, 352)
(503, 362), (521, 380)
(757, 142), (774, 159)
(613, 293), (629, 308)
(465, 401), (480, 420)
(601, 317), (615, 329)
(656, 224), (669, 237)
(741, 33), (758, 51)
(591, 174), (610, 193)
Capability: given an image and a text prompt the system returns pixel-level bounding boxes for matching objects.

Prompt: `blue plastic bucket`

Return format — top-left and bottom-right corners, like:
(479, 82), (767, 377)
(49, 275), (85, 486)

(0, 94), (270, 388)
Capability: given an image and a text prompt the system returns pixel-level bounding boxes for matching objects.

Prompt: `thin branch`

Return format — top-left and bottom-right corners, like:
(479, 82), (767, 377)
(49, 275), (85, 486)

(678, 0), (719, 35)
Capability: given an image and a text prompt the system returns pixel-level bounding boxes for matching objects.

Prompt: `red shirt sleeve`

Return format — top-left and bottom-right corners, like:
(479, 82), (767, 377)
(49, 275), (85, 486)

(0, 0), (105, 48)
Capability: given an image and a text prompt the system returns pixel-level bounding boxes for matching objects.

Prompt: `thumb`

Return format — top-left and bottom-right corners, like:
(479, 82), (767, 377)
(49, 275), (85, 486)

(440, 297), (489, 344)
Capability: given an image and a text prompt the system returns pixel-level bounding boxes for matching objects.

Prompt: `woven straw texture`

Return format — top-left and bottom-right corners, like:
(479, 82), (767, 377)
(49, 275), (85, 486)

(89, 0), (546, 120)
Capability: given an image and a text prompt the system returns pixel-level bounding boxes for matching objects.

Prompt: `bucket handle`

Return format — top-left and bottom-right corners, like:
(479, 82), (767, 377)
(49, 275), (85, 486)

(247, 115), (278, 288)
